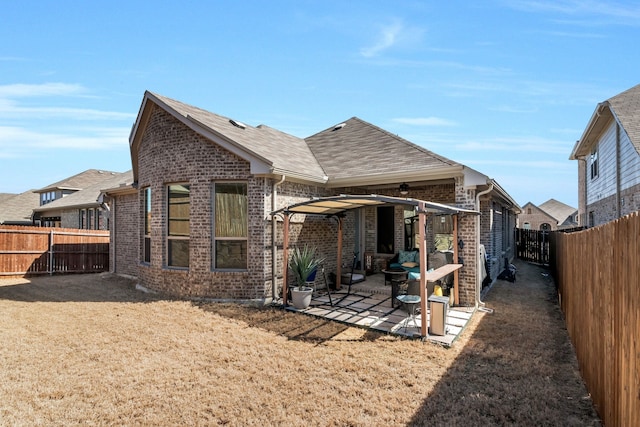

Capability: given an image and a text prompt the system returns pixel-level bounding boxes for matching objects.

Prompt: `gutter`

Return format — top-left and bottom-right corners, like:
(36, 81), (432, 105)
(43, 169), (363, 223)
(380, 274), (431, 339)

(272, 175), (286, 301)
(475, 181), (494, 309)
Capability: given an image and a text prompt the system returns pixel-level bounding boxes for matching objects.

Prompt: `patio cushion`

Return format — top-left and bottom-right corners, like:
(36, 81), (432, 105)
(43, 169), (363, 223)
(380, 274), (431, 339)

(397, 250), (415, 264)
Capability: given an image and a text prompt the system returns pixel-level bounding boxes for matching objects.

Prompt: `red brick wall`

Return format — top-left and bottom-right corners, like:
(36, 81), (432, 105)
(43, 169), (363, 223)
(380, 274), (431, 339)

(133, 105), (269, 300)
(111, 191), (138, 277)
(117, 104), (493, 306)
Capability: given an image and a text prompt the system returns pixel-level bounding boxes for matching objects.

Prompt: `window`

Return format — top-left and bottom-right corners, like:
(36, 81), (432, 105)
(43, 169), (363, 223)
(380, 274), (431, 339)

(540, 223), (551, 231)
(80, 210), (86, 229)
(376, 206), (394, 254)
(213, 182), (247, 269)
(590, 147), (599, 179)
(167, 184), (190, 268)
(523, 222), (531, 230)
(88, 209), (94, 230)
(143, 187), (151, 263)
(527, 208), (532, 214)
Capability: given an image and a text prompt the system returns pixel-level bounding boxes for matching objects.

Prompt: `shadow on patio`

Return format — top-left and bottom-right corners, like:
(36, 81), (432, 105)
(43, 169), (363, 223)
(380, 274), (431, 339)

(286, 273), (475, 347)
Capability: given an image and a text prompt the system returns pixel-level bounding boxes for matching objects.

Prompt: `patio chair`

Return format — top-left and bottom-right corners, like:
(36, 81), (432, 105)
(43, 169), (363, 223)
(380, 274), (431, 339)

(334, 252), (361, 305)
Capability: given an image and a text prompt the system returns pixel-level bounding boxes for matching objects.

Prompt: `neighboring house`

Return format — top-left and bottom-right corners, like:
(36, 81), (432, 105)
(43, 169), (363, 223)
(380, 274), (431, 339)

(32, 169), (120, 227)
(0, 190), (41, 225)
(518, 199), (578, 231)
(103, 91), (520, 306)
(570, 83), (640, 227)
(33, 171), (132, 230)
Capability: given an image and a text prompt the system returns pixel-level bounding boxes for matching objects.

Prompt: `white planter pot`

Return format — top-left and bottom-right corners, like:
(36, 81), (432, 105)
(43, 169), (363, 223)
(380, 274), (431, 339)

(291, 287), (313, 309)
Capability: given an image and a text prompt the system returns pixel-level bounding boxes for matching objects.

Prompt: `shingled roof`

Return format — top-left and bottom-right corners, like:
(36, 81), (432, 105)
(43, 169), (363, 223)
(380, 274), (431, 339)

(571, 83), (640, 159)
(36, 169), (120, 193)
(538, 199), (578, 227)
(34, 171), (133, 213)
(0, 190), (40, 225)
(131, 92), (327, 184)
(608, 83), (640, 153)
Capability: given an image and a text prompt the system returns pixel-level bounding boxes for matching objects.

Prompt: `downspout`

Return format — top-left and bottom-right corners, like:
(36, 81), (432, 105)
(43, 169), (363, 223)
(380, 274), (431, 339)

(272, 175), (286, 301)
(475, 181), (494, 308)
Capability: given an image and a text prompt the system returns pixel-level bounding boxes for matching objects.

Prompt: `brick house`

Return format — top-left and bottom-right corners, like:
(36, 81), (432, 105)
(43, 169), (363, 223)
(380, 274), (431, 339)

(104, 91), (520, 306)
(32, 169), (121, 227)
(570, 83), (640, 227)
(518, 199), (578, 231)
(33, 171), (132, 230)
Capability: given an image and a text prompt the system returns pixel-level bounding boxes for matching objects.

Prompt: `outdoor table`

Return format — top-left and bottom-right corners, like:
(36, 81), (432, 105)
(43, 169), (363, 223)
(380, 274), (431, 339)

(382, 268), (408, 307)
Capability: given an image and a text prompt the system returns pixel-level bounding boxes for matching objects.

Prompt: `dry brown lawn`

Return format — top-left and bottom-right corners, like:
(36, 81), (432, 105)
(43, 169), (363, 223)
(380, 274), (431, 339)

(0, 261), (601, 426)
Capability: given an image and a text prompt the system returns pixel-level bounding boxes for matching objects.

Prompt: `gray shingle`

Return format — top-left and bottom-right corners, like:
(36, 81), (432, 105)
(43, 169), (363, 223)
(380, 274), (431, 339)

(0, 190), (40, 224)
(608, 83), (640, 153)
(305, 117), (459, 181)
(34, 171), (133, 212)
(150, 93), (327, 182)
(36, 169), (121, 193)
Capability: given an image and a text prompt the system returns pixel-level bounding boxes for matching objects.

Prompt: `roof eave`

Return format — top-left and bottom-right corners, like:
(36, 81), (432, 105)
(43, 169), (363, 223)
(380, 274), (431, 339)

(129, 92), (277, 182)
(570, 102), (612, 160)
(324, 165), (463, 188)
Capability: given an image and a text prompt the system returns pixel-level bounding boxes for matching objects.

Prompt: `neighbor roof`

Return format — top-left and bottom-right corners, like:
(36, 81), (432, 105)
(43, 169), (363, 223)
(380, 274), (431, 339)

(0, 190), (40, 225)
(305, 117), (462, 186)
(608, 83), (640, 153)
(570, 83), (640, 159)
(538, 199), (578, 226)
(34, 171), (133, 212)
(36, 169), (121, 193)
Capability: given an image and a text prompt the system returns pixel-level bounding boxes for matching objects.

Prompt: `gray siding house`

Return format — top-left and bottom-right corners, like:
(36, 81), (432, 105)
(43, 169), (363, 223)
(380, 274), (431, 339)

(570, 84), (640, 227)
(105, 91), (520, 306)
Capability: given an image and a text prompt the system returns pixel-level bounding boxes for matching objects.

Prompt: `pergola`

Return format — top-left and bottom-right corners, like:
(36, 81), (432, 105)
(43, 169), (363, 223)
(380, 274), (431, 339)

(273, 194), (478, 338)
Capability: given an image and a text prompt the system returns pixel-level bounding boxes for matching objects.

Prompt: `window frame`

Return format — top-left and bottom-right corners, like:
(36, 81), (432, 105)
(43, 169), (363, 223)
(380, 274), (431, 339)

(143, 187), (151, 264)
(166, 183), (190, 269)
(212, 181), (248, 271)
(590, 146), (599, 180)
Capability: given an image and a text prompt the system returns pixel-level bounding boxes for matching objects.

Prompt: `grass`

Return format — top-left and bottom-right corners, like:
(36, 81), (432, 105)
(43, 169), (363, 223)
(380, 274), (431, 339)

(0, 261), (601, 426)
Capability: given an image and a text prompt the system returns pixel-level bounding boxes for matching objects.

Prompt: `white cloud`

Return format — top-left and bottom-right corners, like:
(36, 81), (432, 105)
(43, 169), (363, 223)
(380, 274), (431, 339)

(360, 19), (424, 57)
(0, 82), (86, 98)
(0, 125), (130, 153)
(455, 136), (570, 154)
(504, 0), (640, 24)
(393, 117), (457, 126)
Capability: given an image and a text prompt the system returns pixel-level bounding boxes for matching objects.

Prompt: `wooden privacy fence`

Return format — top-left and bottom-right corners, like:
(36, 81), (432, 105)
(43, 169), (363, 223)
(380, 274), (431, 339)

(550, 212), (640, 426)
(0, 225), (110, 277)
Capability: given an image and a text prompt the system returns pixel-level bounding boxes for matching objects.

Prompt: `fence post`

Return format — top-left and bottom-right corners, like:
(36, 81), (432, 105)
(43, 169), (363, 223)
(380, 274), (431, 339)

(48, 229), (54, 275)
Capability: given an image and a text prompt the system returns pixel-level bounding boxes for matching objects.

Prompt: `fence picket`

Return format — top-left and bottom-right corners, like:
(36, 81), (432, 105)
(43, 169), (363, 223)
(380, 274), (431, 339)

(550, 212), (640, 426)
(0, 225), (109, 277)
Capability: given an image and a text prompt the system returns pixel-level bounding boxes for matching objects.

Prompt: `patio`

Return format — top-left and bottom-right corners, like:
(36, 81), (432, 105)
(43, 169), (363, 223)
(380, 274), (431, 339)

(284, 273), (475, 346)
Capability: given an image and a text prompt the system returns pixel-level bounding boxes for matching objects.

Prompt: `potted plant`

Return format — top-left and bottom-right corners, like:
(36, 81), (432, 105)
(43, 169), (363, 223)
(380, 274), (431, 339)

(289, 245), (324, 309)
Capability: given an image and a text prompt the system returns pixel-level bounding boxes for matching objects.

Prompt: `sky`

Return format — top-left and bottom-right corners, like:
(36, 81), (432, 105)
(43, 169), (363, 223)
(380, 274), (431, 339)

(2, 1), (640, 208)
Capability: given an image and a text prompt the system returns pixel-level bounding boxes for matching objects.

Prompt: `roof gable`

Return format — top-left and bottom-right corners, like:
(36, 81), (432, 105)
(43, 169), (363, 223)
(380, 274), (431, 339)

(130, 92), (326, 184)
(608, 83), (640, 153)
(571, 83), (640, 159)
(0, 190), (40, 224)
(538, 199), (577, 225)
(305, 117), (461, 186)
(34, 171), (133, 212)
(36, 169), (120, 193)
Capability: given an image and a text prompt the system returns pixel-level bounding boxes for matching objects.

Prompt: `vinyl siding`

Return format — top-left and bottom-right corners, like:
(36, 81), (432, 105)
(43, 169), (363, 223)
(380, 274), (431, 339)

(587, 121), (617, 205)
(619, 127), (640, 191)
